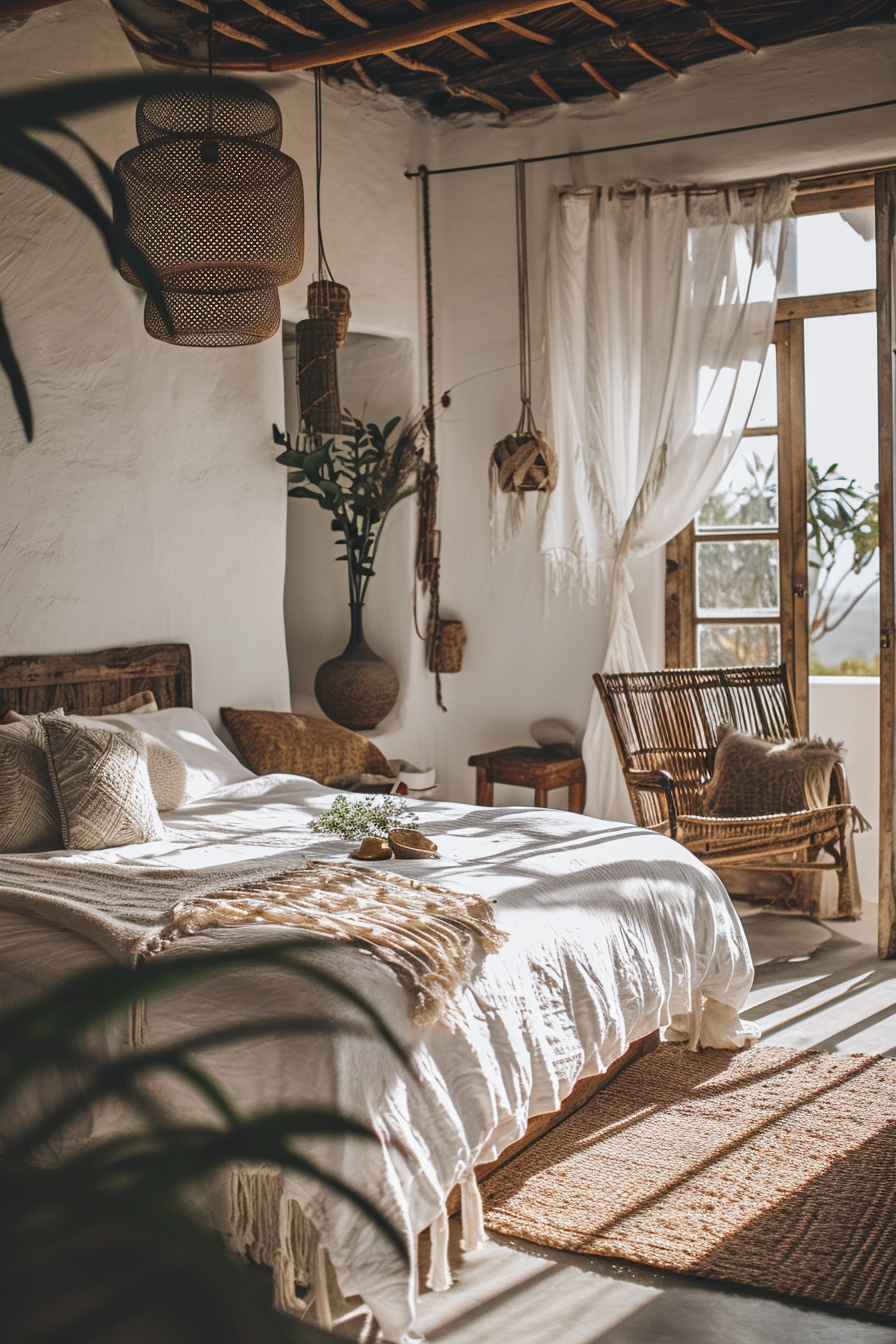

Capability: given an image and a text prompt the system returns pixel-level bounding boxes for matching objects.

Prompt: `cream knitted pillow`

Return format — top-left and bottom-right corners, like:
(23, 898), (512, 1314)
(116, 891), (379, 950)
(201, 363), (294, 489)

(138, 731), (188, 811)
(0, 718), (63, 852)
(42, 716), (165, 850)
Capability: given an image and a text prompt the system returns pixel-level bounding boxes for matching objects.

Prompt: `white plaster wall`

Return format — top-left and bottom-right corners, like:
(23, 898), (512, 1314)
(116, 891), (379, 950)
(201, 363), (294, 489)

(809, 678), (880, 902)
(0, 0), (426, 730)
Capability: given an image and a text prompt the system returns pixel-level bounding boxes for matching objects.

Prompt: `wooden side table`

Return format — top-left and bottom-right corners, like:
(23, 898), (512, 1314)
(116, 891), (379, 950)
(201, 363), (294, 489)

(468, 747), (586, 813)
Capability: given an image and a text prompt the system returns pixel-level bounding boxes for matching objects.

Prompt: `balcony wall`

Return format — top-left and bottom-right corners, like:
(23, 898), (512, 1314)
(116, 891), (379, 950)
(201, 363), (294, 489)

(809, 676), (879, 905)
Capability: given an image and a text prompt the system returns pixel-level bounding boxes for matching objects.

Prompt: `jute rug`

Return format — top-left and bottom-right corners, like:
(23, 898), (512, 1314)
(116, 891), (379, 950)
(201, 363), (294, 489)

(480, 1044), (896, 1317)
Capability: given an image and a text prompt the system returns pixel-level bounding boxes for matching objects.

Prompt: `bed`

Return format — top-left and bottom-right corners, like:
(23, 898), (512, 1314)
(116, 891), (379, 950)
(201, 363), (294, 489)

(0, 644), (758, 1342)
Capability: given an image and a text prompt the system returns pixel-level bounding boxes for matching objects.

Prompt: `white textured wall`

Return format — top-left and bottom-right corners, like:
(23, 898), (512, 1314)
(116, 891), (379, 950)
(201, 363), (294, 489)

(809, 678), (880, 902)
(0, 0), (425, 729)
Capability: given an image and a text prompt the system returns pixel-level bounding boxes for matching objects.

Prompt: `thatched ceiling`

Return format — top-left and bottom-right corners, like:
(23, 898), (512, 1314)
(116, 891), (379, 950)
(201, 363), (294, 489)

(12, 0), (895, 117)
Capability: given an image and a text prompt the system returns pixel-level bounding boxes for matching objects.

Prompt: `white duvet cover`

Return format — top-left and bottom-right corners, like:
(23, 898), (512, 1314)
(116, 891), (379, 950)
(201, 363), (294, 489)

(0, 773), (758, 1340)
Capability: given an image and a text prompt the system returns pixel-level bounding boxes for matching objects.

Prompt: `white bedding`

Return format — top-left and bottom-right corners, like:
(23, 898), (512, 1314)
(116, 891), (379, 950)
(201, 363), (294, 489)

(0, 772), (758, 1341)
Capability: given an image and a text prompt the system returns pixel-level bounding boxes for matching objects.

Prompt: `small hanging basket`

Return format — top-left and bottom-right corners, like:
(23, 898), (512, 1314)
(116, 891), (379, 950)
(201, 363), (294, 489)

(428, 618), (466, 675)
(490, 161), (558, 554)
(307, 279), (351, 346)
(492, 423), (558, 495)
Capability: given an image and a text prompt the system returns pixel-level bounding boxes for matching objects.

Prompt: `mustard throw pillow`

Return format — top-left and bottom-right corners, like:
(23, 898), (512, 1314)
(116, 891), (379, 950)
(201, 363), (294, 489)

(220, 709), (390, 785)
(703, 724), (843, 818)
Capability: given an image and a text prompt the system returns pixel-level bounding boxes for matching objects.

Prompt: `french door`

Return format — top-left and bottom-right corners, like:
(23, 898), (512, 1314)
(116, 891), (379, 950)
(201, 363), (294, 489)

(666, 288), (876, 738)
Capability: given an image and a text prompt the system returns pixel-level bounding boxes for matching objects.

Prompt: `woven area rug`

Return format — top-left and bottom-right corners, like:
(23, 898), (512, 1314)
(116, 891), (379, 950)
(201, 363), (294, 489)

(480, 1044), (896, 1316)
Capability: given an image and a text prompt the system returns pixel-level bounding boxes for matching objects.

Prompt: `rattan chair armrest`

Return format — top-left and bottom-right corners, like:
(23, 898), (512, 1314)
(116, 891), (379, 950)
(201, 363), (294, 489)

(625, 768), (679, 840)
(828, 760), (851, 806)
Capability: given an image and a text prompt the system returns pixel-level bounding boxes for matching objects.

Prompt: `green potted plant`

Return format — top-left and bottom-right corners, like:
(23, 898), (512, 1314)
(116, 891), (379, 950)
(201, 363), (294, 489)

(274, 413), (423, 730)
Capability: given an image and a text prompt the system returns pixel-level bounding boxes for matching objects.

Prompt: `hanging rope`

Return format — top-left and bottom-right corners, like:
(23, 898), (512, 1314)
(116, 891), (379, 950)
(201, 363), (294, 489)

(488, 160), (558, 554)
(515, 158), (534, 438)
(415, 165), (447, 711)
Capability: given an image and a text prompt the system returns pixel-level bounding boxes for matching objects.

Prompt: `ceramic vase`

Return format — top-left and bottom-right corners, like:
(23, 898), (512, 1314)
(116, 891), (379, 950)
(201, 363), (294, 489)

(314, 602), (399, 730)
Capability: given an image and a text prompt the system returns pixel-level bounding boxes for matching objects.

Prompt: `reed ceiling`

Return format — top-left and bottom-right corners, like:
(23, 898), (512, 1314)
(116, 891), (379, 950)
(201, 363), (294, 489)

(8, 0), (894, 117)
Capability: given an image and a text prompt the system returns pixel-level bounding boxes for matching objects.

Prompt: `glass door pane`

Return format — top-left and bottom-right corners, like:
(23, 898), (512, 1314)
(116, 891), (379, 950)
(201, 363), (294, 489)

(804, 311), (880, 676)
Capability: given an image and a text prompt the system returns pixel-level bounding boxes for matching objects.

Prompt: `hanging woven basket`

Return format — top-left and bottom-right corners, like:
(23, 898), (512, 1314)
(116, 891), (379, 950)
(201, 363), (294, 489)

(428, 618), (466, 675)
(492, 425), (558, 495)
(489, 161), (557, 552)
(307, 279), (352, 346)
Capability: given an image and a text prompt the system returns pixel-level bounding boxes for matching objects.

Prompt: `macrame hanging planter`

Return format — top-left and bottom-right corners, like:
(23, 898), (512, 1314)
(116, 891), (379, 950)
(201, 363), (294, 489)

(297, 73), (350, 436)
(115, 84), (303, 346)
(489, 160), (558, 553)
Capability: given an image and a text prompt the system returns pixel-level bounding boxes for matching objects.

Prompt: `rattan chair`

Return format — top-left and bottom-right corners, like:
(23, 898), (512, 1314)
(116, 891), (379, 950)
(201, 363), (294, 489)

(594, 665), (867, 919)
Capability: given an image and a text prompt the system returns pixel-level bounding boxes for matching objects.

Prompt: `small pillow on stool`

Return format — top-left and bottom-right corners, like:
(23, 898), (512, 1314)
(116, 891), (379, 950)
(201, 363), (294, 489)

(530, 717), (579, 759)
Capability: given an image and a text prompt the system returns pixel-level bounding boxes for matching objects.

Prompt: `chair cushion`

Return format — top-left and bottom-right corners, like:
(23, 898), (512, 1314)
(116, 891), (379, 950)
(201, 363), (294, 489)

(703, 724), (843, 818)
(42, 716), (165, 850)
(220, 709), (391, 786)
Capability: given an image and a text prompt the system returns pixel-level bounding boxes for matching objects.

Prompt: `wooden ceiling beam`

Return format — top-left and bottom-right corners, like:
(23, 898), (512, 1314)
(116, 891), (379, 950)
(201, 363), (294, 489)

(570, 1), (678, 78)
(405, 0), (493, 60)
(663, 0), (758, 54)
(396, 8), (711, 97)
(266, 0), (583, 69)
(529, 71), (563, 101)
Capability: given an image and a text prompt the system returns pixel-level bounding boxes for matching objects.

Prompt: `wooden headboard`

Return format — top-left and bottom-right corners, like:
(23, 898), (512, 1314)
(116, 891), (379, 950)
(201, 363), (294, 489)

(0, 644), (192, 718)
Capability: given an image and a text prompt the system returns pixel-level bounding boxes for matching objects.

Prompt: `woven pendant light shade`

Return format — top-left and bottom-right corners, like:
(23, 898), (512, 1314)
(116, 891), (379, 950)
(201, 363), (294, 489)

(115, 86), (303, 346)
(144, 288), (282, 347)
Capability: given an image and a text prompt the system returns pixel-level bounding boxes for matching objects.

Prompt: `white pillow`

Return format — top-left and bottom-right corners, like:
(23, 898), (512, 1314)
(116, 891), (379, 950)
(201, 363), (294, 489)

(72, 708), (253, 805)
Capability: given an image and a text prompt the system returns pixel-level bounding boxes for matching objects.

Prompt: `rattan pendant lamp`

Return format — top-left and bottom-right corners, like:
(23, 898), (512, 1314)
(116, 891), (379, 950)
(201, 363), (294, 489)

(114, 22), (303, 346)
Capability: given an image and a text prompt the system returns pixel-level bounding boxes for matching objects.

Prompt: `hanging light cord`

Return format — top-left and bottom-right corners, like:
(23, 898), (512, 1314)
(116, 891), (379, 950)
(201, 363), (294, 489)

(314, 71), (333, 283)
(205, 0), (213, 134)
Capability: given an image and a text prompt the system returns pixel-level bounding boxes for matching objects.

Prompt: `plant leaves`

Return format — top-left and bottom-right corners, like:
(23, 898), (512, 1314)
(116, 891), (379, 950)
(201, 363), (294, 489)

(0, 299), (33, 440)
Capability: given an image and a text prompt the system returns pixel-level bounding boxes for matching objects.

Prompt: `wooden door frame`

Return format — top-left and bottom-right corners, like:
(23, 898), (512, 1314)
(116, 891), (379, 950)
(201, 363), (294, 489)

(875, 172), (896, 959)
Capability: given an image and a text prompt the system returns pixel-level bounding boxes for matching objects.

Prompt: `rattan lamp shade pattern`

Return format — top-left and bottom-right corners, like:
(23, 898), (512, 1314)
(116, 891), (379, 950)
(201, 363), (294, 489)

(115, 87), (304, 346)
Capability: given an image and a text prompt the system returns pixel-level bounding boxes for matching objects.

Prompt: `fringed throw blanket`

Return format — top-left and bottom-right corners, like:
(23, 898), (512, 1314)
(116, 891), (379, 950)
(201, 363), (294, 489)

(0, 853), (506, 1027)
(146, 862), (507, 1026)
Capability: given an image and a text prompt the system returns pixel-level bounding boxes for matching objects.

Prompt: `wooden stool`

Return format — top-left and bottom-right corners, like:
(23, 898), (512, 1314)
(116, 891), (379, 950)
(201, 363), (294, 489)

(468, 747), (586, 813)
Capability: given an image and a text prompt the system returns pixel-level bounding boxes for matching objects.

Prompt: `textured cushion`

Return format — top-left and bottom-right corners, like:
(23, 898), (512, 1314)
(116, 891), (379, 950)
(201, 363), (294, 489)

(42, 716), (165, 850)
(138, 731), (188, 811)
(220, 708), (390, 785)
(100, 690), (158, 715)
(1, 706), (65, 725)
(0, 719), (63, 852)
(703, 724), (844, 818)
(73, 708), (253, 804)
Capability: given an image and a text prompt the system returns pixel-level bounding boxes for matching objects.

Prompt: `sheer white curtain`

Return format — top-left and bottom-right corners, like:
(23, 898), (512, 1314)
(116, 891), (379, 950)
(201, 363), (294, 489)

(540, 178), (793, 821)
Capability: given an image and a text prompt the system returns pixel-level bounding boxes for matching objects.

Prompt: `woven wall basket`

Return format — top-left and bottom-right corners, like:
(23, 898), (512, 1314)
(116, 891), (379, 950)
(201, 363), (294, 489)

(428, 618), (466, 675)
(307, 280), (352, 346)
(492, 428), (558, 494)
(297, 317), (342, 435)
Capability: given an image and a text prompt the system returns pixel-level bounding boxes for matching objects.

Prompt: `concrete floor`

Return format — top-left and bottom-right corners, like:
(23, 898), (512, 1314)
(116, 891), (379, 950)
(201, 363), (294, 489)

(396, 902), (896, 1344)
